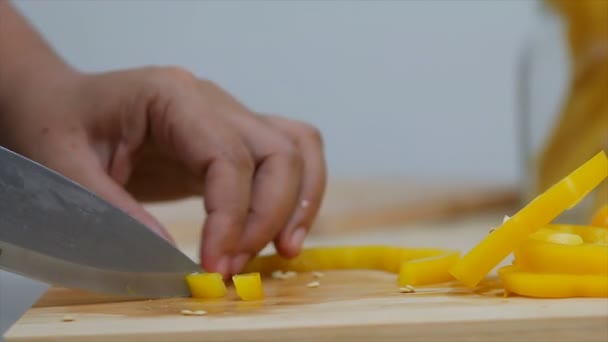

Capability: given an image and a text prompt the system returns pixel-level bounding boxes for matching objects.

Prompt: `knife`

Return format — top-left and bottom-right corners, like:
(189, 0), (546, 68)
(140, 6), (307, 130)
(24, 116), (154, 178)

(0, 146), (201, 298)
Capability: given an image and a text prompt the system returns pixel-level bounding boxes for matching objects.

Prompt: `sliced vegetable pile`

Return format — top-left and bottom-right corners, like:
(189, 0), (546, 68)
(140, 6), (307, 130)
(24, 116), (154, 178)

(186, 151), (608, 301)
(498, 225), (608, 298)
(450, 150), (607, 288)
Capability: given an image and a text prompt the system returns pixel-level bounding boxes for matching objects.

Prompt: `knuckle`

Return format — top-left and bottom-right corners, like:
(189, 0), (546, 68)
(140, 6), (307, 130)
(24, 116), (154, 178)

(216, 211), (246, 231)
(197, 78), (221, 92)
(153, 65), (197, 87)
(293, 122), (323, 146)
(223, 144), (256, 173)
(275, 138), (302, 169)
(164, 65), (195, 80)
(304, 125), (324, 146)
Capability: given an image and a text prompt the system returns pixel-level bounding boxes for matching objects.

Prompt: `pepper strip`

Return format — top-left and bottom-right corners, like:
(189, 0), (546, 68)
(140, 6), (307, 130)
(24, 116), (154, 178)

(449, 151), (608, 288)
(399, 251), (460, 286)
(514, 239), (608, 275)
(244, 246), (448, 273)
(243, 246), (460, 286)
(498, 265), (608, 298)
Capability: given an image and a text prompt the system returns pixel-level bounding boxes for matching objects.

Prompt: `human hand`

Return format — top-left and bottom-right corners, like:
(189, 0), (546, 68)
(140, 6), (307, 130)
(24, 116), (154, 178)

(0, 66), (326, 277)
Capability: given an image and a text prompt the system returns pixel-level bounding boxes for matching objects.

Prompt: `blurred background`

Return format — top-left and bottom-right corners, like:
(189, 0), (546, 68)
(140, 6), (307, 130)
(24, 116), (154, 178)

(3, 0), (607, 338)
(9, 0), (546, 182)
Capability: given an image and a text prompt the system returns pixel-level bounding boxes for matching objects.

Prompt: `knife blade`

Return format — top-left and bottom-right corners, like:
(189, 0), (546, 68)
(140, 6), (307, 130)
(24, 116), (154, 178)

(0, 146), (201, 297)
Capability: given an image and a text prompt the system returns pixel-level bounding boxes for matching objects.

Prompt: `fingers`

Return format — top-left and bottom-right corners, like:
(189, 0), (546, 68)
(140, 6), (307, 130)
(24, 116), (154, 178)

(145, 70), (325, 275)
(151, 97), (255, 277)
(230, 129), (303, 274)
(262, 115), (327, 258)
(182, 111), (323, 273)
(143, 72), (253, 277)
(199, 153), (254, 277)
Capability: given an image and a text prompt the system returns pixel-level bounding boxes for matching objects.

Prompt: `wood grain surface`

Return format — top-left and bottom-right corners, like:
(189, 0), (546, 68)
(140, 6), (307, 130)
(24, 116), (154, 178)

(7, 272), (608, 342)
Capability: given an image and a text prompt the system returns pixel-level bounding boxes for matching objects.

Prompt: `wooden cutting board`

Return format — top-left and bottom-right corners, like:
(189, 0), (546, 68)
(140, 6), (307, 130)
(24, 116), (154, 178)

(5, 211), (608, 341)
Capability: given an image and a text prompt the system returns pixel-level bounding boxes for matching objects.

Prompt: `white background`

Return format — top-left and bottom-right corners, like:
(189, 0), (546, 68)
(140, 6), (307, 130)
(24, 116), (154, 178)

(2, 0), (567, 336)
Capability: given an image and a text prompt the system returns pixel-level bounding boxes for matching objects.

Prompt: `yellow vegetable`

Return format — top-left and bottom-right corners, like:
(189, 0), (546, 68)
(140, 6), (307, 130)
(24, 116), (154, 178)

(232, 272), (264, 301)
(529, 228), (583, 245)
(514, 239), (608, 275)
(244, 246), (460, 286)
(503, 224), (608, 298)
(245, 246), (449, 273)
(185, 272), (227, 299)
(498, 265), (608, 298)
(449, 151), (608, 288)
(398, 251), (460, 286)
(543, 224), (608, 244)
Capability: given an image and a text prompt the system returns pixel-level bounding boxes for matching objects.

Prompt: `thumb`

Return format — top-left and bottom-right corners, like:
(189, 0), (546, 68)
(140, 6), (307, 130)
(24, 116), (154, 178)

(51, 154), (174, 242)
(88, 171), (175, 243)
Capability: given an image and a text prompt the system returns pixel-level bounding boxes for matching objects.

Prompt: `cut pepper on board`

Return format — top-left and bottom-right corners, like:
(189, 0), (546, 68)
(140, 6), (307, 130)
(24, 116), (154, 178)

(542, 224), (608, 245)
(242, 246), (442, 274)
(185, 272), (227, 299)
(498, 265), (608, 298)
(529, 228), (583, 245)
(449, 151), (608, 288)
(398, 251), (460, 286)
(514, 239), (608, 275)
(243, 246), (460, 286)
(232, 272), (264, 301)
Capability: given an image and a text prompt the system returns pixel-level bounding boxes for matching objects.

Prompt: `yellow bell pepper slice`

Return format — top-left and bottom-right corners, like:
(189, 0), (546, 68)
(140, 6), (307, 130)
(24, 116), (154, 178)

(449, 151), (608, 288)
(543, 224), (608, 244)
(591, 204), (608, 227)
(244, 246), (459, 286)
(185, 272), (227, 299)
(498, 265), (608, 298)
(399, 251), (460, 286)
(514, 239), (608, 275)
(529, 228), (583, 245)
(232, 272), (264, 301)
(244, 246), (448, 274)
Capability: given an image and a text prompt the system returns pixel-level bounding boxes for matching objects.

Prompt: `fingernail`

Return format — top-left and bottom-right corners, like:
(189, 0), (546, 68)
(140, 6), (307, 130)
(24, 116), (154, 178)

(215, 256), (230, 277)
(290, 227), (307, 251)
(230, 253), (250, 275)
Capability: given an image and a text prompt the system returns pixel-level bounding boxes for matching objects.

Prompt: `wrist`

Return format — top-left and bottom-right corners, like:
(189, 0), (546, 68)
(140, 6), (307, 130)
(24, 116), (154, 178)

(0, 62), (85, 157)
(0, 2), (81, 129)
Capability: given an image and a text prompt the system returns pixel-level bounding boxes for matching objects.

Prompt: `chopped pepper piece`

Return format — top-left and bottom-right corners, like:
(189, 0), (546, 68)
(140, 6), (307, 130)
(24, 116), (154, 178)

(232, 272), (264, 301)
(498, 265), (608, 298)
(398, 251), (460, 286)
(591, 204), (608, 227)
(185, 272), (227, 299)
(449, 151), (608, 288)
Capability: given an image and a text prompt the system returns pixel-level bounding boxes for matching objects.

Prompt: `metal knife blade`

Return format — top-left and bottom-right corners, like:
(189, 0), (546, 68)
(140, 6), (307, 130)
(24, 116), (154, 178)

(0, 146), (201, 297)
